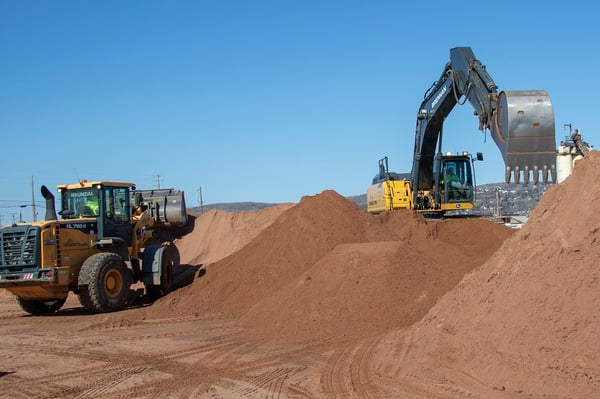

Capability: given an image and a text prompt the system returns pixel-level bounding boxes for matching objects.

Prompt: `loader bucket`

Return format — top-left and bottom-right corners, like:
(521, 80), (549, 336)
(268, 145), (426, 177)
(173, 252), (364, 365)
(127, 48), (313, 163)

(131, 189), (188, 226)
(490, 90), (557, 184)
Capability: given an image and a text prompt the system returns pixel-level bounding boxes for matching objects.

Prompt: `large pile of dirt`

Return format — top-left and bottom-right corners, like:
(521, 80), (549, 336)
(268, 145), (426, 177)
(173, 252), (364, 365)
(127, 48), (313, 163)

(375, 151), (600, 397)
(241, 214), (512, 342)
(148, 190), (513, 342)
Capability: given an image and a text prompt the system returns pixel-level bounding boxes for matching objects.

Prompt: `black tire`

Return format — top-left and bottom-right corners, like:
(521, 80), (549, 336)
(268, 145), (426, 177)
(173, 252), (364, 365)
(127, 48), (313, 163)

(16, 297), (67, 315)
(146, 244), (179, 300)
(77, 252), (131, 313)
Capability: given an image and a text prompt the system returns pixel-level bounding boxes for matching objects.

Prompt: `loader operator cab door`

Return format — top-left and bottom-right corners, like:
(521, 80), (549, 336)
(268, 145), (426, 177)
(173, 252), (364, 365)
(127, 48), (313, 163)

(441, 158), (474, 203)
(99, 186), (132, 245)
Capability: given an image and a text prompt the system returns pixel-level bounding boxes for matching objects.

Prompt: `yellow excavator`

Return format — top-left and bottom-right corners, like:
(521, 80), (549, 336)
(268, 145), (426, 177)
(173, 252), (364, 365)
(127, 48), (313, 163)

(367, 47), (556, 215)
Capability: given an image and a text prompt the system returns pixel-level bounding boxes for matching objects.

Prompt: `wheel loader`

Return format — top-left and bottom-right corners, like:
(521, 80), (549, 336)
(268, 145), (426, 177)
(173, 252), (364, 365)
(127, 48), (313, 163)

(0, 180), (189, 314)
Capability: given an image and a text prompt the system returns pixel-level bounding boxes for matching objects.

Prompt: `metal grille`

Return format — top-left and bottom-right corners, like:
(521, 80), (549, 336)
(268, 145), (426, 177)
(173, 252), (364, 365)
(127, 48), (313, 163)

(0, 226), (40, 267)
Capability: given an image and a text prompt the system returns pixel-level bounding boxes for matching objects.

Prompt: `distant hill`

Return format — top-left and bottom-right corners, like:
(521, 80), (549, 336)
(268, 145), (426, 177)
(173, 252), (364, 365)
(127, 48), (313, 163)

(190, 202), (282, 214)
(189, 183), (549, 217)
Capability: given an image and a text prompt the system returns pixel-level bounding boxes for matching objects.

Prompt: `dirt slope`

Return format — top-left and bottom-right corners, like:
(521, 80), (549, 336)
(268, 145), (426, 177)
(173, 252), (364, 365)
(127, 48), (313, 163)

(372, 150), (600, 397)
(148, 190), (513, 343)
(175, 203), (295, 266)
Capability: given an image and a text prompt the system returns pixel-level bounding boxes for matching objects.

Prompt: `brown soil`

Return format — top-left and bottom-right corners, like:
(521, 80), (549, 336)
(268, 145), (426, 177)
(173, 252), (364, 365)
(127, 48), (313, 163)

(0, 151), (598, 398)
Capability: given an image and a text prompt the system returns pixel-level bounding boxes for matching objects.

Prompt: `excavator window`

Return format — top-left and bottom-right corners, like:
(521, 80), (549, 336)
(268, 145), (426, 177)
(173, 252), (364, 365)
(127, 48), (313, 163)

(441, 159), (474, 202)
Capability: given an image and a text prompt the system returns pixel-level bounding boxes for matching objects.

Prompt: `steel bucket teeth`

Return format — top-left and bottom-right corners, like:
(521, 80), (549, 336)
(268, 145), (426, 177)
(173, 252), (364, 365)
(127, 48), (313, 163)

(491, 91), (557, 184)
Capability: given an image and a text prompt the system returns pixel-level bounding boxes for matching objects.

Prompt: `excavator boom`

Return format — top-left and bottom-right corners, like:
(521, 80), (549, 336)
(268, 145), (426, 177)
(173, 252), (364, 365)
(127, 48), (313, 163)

(413, 47), (556, 189)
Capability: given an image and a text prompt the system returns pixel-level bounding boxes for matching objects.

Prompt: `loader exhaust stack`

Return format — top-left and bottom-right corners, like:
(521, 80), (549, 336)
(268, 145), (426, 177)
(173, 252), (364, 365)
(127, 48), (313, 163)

(41, 185), (58, 221)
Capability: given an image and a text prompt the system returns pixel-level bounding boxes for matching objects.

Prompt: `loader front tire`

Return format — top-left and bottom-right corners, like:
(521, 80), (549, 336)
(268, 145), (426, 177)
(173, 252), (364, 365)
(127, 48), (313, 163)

(78, 252), (131, 313)
(16, 297), (67, 314)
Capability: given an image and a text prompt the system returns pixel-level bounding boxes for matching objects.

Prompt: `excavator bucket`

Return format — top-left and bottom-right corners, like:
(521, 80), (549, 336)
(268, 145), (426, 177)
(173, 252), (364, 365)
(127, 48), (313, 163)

(131, 188), (188, 226)
(490, 90), (557, 184)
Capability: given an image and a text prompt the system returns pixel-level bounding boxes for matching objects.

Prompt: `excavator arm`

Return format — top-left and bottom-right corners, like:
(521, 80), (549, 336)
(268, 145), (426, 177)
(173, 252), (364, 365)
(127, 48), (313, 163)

(411, 47), (556, 197)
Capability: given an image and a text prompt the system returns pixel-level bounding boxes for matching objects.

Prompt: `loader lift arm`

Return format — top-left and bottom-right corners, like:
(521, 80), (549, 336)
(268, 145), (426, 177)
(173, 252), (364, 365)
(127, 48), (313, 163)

(411, 46), (556, 208)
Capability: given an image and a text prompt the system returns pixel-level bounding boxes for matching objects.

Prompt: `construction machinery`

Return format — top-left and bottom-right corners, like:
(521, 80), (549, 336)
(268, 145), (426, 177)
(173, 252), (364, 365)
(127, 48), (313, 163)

(367, 47), (556, 215)
(557, 125), (593, 183)
(0, 180), (189, 314)
(367, 152), (482, 214)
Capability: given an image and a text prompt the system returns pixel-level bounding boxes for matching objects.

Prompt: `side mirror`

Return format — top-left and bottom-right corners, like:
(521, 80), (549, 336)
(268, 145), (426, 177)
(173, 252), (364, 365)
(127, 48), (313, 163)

(134, 192), (143, 207)
(476, 152), (484, 161)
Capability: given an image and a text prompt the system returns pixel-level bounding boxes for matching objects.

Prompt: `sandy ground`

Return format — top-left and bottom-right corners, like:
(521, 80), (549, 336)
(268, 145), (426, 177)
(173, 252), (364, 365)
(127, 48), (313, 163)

(1, 152), (599, 398)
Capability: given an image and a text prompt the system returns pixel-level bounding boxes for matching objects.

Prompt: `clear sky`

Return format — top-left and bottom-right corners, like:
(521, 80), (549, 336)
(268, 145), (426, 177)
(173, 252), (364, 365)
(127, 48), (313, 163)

(1, 1), (597, 222)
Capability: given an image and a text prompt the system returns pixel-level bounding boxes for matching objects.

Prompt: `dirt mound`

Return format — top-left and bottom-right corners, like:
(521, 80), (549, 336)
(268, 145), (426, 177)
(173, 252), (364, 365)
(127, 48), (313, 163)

(147, 189), (513, 343)
(175, 203), (295, 266)
(147, 190), (384, 319)
(241, 216), (512, 342)
(377, 150), (600, 396)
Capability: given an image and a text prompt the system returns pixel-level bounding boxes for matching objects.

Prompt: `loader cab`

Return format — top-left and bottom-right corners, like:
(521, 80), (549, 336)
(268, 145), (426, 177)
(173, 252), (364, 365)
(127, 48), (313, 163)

(59, 181), (134, 245)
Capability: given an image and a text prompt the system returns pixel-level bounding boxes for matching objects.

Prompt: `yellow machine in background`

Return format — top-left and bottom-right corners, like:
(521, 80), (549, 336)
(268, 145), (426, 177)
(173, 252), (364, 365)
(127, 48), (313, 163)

(367, 47), (556, 216)
(0, 180), (189, 314)
(367, 153), (480, 214)
(367, 157), (412, 213)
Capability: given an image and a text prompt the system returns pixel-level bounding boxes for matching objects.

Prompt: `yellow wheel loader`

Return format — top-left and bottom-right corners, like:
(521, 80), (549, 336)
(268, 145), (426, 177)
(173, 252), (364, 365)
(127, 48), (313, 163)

(0, 180), (189, 314)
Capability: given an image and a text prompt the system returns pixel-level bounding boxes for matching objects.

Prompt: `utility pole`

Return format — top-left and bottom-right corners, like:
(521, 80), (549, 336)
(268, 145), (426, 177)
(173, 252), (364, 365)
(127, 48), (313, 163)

(197, 186), (204, 214)
(153, 174), (161, 189)
(31, 176), (37, 222)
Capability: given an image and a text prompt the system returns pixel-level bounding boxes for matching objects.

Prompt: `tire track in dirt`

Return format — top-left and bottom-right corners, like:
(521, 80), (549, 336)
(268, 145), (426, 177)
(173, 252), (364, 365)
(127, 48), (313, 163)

(0, 318), (249, 399)
(287, 382), (318, 399)
(318, 336), (385, 399)
(0, 373), (64, 399)
(368, 329), (475, 399)
(322, 345), (353, 398)
(349, 336), (382, 399)
(1, 309), (390, 399)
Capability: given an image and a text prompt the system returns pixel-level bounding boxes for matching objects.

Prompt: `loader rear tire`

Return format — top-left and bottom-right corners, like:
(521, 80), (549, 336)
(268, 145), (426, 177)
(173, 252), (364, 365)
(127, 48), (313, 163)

(78, 252), (131, 313)
(146, 244), (178, 300)
(16, 297), (67, 314)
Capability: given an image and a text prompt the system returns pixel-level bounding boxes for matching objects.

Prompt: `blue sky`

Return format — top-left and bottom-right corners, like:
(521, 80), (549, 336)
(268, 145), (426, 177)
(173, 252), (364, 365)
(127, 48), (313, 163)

(1, 1), (597, 222)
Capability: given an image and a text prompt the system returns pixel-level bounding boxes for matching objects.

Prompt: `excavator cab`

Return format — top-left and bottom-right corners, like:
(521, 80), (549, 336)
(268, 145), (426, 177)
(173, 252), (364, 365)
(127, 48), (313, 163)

(440, 157), (474, 203)
(435, 152), (481, 212)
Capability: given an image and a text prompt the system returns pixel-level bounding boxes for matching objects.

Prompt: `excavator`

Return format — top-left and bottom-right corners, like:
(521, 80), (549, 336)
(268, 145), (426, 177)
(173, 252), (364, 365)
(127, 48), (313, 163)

(367, 47), (556, 215)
